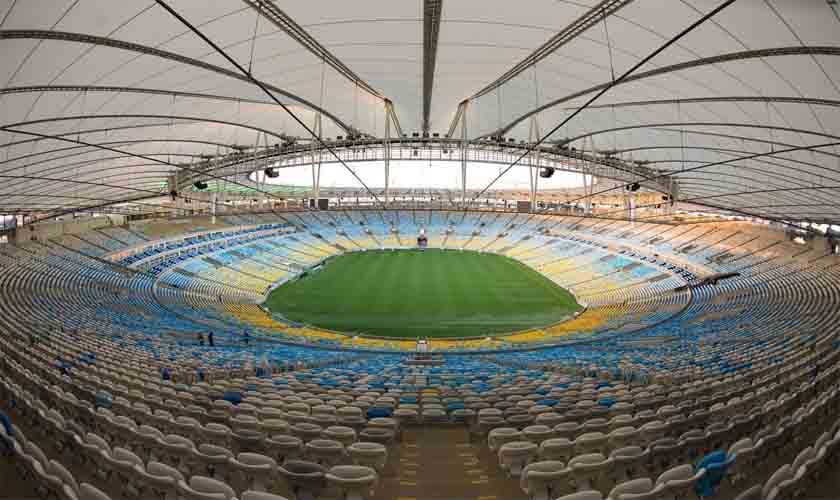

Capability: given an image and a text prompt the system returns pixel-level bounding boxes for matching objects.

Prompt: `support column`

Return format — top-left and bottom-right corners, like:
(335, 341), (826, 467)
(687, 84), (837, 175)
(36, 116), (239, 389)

(384, 101), (392, 206)
(310, 113), (322, 206)
(167, 173), (180, 217)
(584, 138), (593, 215)
(460, 101), (469, 207)
(528, 116), (541, 212)
(261, 132), (270, 210)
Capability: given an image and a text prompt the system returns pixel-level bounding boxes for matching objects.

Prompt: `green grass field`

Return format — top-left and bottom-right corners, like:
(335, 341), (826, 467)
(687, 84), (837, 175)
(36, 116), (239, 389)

(263, 249), (582, 338)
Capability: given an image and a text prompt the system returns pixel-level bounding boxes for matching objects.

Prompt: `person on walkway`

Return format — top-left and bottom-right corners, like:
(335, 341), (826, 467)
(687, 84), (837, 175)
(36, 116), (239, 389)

(208, 331), (214, 347)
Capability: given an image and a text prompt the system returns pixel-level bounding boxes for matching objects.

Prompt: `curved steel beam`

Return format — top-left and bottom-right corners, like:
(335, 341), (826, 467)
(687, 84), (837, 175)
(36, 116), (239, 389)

(0, 140), (241, 173)
(0, 29), (353, 132)
(0, 122), (190, 150)
(0, 168), (170, 196)
(1, 156), (193, 194)
(0, 113), (289, 142)
(666, 175), (838, 208)
(642, 163), (840, 208)
(556, 122), (840, 146)
(3, 172), (174, 203)
(242, 0), (384, 100)
(494, 46), (840, 136)
(0, 176), (172, 209)
(653, 128), (840, 161)
(0, 85), (276, 106)
(598, 145), (833, 174)
(422, 0), (443, 134)
(0, 125), (292, 215)
(468, 0), (634, 101)
(0, 173), (167, 199)
(562, 95), (840, 111)
(556, 140), (840, 216)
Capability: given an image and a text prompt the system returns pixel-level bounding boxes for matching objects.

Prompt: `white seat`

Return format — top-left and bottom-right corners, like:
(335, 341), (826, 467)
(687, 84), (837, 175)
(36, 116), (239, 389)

(241, 492), (290, 500)
(568, 453), (610, 492)
(79, 433), (112, 480)
(203, 424), (233, 449)
(79, 483), (113, 500)
(136, 426), (165, 463)
(488, 427), (522, 452)
(325, 465), (378, 500)
(291, 422), (323, 442)
(194, 444), (234, 482)
(104, 447), (145, 496)
(575, 432), (608, 456)
(265, 434), (303, 464)
(539, 438), (575, 463)
(159, 434), (196, 476)
(607, 477), (659, 500)
(520, 460), (569, 500)
(727, 438), (755, 485)
(608, 446), (649, 485)
(322, 426), (357, 448)
(347, 442), (388, 472)
(655, 464), (705, 500)
(358, 427), (395, 445)
(278, 459), (327, 500)
(229, 452), (277, 492)
(523, 425), (554, 444)
(556, 491), (603, 500)
(178, 476), (237, 500)
(136, 461), (184, 500)
(608, 427), (639, 451)
(306, 439), (346, 467)
(48, 459), (80, 500)
(499, 441), (539, 478)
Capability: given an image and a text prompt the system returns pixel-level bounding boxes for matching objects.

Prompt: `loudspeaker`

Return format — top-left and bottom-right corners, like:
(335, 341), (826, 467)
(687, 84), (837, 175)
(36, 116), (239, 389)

(539, 167), (555, 178)
(193, 181), (208, 190)
(264, 168), (279, 178)
(827, 237), (840, 255)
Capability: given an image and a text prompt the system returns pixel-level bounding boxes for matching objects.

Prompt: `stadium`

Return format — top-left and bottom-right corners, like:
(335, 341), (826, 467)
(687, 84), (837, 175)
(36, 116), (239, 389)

(0, 1), (839, 500)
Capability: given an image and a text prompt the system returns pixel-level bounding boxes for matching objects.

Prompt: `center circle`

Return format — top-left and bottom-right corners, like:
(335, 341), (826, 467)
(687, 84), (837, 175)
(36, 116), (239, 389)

(263, 248), (582, 339)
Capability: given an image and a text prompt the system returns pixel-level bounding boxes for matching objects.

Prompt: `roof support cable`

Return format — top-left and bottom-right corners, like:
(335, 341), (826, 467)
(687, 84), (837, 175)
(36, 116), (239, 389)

(565, 140), (840, 221)
(0, 126), (293, 216)
(247, 1), (261, 74)
(467, 0), (738, 205)
(602, 6), (616, 83)
(154, 0), (386, 209)
(678, 100), (686, 174)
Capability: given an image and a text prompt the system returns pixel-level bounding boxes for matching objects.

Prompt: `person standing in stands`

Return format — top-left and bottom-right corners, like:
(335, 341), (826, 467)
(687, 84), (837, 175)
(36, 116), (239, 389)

(243, 330), (250, 345)
(208, 331), (214, 347)
(197, 332), (205, 346)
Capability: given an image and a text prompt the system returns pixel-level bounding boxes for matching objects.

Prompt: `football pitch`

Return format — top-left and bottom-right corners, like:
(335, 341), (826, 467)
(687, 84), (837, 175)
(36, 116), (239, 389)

(263, 249), (581, 338)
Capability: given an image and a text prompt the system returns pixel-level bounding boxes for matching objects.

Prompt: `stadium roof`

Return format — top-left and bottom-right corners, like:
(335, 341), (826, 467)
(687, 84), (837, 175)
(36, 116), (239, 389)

(1, 0), (839, 224)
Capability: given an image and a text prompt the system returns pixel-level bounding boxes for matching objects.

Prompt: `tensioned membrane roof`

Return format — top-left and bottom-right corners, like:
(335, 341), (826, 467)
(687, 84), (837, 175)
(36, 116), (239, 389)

(1, 0), (839, 223)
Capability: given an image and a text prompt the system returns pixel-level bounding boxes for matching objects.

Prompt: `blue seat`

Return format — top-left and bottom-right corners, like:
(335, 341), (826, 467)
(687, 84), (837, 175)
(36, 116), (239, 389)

(446, 402), (465, 412)
(695, 451), (731, 498)
(95, 391), (113, 409)
(366, 407), (392, 419)
(598, 397), (616, 408)
(223, 391), (242, 405)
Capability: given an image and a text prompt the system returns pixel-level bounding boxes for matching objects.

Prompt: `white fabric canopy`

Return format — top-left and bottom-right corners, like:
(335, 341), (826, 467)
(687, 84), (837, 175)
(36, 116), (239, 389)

(0, 0), (838, 222)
